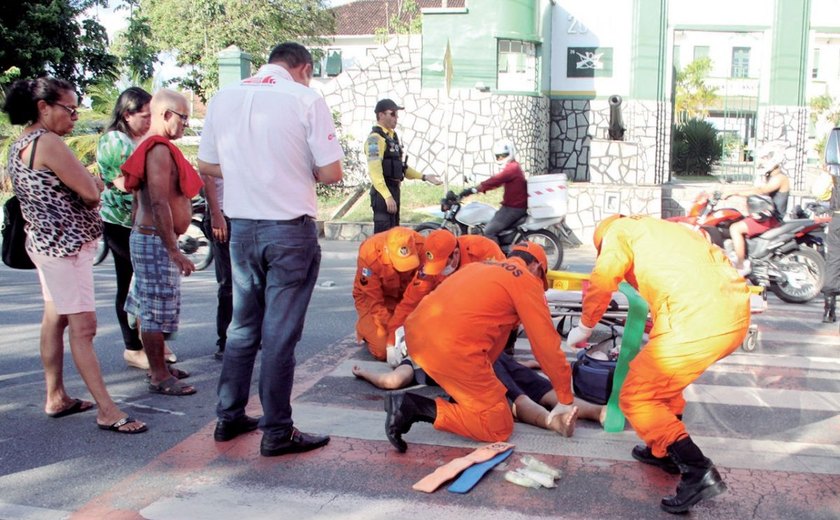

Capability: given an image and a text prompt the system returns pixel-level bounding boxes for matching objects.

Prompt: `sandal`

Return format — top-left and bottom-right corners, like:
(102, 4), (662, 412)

(47, 398), (95, 418)
(148, 376), (196, 396)
(98, 416), (148, 434)
(144, 367), (190, 382)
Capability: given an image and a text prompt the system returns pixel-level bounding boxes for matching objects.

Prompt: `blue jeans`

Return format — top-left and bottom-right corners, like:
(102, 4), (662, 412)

(216, 217), (321, 436)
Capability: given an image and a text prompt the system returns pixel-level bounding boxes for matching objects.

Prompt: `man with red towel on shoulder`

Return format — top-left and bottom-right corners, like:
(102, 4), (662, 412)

(121, 88), (203, 397)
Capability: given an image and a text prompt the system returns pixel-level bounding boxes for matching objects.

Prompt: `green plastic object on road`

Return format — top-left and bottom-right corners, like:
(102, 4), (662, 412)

(603, 282), (648, 433)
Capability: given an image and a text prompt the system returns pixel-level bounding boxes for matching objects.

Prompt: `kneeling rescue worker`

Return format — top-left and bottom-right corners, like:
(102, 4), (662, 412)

(385, 241), (576, 451)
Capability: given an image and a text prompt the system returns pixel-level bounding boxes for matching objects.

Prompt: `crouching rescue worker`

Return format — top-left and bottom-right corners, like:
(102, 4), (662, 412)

(353, 226), (424, 361)
(385, 242), (577, 452)
(566, 215), (751, 514)
(383, 230), (505, 364)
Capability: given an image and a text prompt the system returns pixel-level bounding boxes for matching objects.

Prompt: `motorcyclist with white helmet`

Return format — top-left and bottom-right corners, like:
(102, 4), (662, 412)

(727, 143), (790, 275)
(459, 139), (528, 244)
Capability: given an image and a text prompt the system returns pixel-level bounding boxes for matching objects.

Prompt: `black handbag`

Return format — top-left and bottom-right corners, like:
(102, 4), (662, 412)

(2, 134), (38, 270)
(2, 195), (35, 269)
(571, 348), (616, 405)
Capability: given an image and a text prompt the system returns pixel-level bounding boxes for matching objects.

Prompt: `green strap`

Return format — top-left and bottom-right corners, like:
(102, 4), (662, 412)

(603, 282), (648, 433)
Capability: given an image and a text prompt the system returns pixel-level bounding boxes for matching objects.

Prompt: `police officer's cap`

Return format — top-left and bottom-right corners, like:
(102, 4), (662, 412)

(375, 99), (404, 114)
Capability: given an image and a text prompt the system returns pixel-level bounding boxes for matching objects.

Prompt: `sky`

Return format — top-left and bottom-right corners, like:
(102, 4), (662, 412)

(85, 0), (353, 83)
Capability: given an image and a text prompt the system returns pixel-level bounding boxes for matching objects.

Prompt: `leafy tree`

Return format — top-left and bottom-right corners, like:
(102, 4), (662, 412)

(375, 0), (422, 43)
(671, 118), (724, 176)
(141, 0), (335, 101)
(110, 0), (159, 81)
(675, 57), (719, 120)
(0, 0), (119, 90)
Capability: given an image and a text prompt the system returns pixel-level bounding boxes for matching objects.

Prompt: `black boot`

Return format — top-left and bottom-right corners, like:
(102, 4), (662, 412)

(660, 437), (727, 514)
(631, 445), (680, 474)
(384, 392), (436, 453)
(823, 295), (836, 323)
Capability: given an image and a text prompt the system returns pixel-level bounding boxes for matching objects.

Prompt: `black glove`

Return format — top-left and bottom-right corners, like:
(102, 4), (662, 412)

(458, 187), (477, 199)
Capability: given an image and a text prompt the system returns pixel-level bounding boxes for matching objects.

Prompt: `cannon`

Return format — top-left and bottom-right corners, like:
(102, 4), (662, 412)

(608, 94), (625, 141)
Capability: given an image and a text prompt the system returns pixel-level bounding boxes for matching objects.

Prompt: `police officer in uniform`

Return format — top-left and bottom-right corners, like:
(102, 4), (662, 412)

(367, 99), (441, 233)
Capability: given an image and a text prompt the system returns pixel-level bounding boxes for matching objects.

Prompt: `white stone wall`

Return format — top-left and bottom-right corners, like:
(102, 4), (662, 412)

(318, 36), (550, 187)
(550, 98), (668, 186)
(757, 106), (808, 190)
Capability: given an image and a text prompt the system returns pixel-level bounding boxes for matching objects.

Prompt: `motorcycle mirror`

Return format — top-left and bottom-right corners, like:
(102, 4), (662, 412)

(826, 127), (840, 168)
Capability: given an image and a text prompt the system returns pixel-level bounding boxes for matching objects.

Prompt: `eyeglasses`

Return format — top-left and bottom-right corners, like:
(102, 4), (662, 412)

(167, 109), (190, 124)
(54, 103), (78, 117)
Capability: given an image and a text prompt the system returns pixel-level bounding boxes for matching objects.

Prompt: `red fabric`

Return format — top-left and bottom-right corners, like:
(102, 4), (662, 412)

(477, 161), (527, 209)
(742, 216), (779, 236)
(121, 136), (203, 198)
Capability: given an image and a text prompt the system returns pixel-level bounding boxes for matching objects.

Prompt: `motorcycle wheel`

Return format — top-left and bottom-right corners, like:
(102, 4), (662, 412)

(521, 229), (564, 270)
(768, 247), (825, 304)
(93, 238), (109, 266)
(442, 220), (467, 237)
(414, 221), (467, 237)
(179, 221), (213, 271)
(414, 222), (442, 237)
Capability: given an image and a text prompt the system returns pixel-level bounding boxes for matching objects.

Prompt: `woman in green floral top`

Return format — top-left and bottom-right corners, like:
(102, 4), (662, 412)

(97, 87), (170, 370)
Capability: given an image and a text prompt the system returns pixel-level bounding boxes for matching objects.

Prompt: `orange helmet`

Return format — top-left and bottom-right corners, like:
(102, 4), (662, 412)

(593, 215), (623, 253)
(509, 241), (548, 290)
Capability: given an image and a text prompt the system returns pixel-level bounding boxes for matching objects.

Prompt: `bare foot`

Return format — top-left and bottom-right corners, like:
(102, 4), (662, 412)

(547, 404), (579, 437)
(574, 399), (606, 426)
(163, 344), (177, 364)
(124, 349), (150, 370)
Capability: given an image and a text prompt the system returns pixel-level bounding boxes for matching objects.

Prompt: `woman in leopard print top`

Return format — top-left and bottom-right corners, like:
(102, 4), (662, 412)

(3, 77), (147, 434)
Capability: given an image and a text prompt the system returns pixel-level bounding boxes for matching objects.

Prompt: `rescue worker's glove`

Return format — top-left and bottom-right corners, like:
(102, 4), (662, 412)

(458, 187), (478, 199)
(566, 324), (593, 348)
(386, 327), (408, 368)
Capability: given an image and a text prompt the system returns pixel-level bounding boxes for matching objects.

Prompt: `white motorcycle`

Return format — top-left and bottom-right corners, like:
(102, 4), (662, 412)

(415, 175), (570, 270)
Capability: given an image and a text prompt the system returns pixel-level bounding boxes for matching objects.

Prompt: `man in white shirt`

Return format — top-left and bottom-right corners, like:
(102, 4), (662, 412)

(198, 42), (344, 457)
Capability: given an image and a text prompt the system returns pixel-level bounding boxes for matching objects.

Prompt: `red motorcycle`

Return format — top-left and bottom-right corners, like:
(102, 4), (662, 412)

(668, 191), (826, 303)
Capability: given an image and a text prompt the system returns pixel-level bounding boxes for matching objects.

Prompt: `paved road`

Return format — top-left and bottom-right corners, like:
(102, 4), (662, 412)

(0, 241), (838, 519)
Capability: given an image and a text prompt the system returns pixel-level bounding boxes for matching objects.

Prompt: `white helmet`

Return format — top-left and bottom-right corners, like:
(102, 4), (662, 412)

(492, 139), (516, 166)
(756, 143), (785, 174)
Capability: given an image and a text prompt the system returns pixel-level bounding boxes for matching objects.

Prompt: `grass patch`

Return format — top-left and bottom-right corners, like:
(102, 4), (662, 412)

(319, 182), (504, 223)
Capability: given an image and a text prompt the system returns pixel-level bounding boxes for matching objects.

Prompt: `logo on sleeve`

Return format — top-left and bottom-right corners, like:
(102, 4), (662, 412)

(367, 136), (380, 160)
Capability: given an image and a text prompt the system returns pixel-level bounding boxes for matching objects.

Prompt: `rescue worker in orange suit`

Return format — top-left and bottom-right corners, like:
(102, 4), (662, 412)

(353, 226), (425, 361)
(383, 230), (505, 365)
(367, 99), (441, 233)
(566, 215), (751, 514)
(385, 242), (577, 452)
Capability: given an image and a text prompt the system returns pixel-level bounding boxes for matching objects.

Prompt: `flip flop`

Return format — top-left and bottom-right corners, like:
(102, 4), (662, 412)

(98, 416), (148, 434)
(46, 399), (95, 418)
(148, 376), (196, 396)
